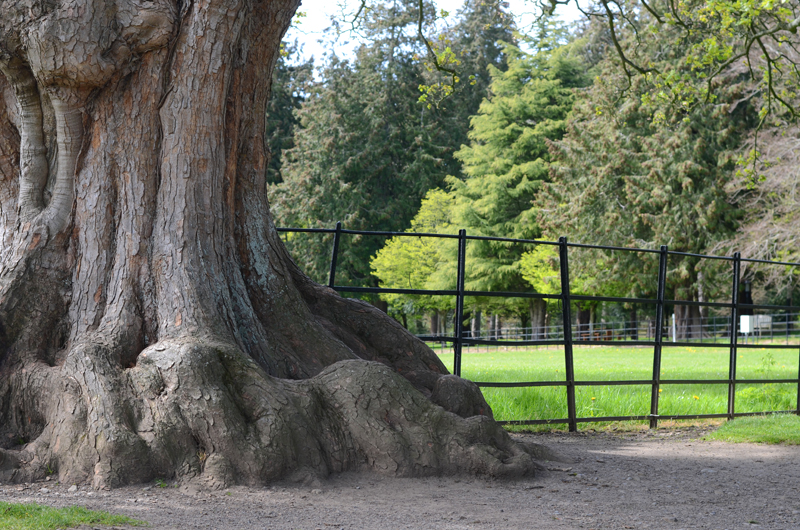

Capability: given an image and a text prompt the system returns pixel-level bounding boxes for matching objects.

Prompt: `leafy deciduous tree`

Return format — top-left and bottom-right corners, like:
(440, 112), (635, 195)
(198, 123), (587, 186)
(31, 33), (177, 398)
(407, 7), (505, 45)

(371, 188), (458, 330)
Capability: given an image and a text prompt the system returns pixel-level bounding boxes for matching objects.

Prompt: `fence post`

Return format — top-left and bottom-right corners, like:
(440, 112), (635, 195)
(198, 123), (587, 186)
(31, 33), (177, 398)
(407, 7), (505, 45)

(791, 308), (800, 416)
(453, 229), (467, 377)
(328, 222), (342, 288)
(795, 311), (800, 416)
(727, 252), (741, 420)
(650, 245), (668, 429)
(558, 237), (578, 432)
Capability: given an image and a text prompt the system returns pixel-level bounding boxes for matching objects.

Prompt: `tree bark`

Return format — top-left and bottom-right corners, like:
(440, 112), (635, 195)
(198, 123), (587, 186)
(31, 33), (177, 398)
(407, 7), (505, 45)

(491, 314), (501, 340)
(471, 309), (481, 338)
(674, 304), (703, 340)
(673, 279), (704, 339)
(576, 306), (590, 340)
(0, 0), (542, 489)
(529, 299), (546, 340)
(462, 310), (471, 338)
(628, 306), (638, 341)
(430, 312), (440, 336)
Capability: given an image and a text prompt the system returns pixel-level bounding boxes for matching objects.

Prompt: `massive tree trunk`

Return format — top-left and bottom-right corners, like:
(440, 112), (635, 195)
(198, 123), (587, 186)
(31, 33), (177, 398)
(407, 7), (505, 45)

(0, 0), (541, 489)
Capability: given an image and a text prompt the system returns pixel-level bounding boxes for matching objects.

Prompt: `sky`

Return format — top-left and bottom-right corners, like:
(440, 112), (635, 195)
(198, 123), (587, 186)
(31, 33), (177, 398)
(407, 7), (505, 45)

(285, 0), (584, 63)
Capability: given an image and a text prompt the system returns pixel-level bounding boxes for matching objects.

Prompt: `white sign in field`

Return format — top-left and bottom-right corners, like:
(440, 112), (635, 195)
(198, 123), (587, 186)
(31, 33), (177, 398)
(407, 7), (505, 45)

(740, 315), (772, 334)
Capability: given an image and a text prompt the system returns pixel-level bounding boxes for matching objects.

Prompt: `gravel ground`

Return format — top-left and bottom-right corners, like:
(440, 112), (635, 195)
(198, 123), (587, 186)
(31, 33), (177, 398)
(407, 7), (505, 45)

(2, 426), (799, 529)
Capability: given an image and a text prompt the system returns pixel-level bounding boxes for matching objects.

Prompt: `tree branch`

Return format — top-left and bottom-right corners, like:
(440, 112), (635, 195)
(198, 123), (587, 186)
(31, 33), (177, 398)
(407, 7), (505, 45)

(601, 0), (656, 78)
(638, 0), (664, 24)
(416, 0), (457, 77)
(755, 35), (797, 119)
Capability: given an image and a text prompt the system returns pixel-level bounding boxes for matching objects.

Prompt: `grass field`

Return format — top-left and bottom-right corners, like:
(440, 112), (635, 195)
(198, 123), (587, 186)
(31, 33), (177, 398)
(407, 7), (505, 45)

(706, 414), (800, 444)
(0, 501), (145, 530)
(434, 343), (800, 425)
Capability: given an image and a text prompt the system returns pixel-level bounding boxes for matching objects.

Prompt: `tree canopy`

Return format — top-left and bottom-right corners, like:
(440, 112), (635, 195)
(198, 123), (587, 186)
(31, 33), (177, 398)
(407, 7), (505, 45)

(271, 0), (515, 287)
(448, 37), (589, 294)
(269, 0), (800, 325)
(539, 13), (757, 303)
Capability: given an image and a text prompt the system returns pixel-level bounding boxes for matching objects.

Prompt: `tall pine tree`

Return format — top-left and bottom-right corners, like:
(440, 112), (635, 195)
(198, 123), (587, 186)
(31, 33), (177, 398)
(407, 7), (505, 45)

(447, 36), (589, 334)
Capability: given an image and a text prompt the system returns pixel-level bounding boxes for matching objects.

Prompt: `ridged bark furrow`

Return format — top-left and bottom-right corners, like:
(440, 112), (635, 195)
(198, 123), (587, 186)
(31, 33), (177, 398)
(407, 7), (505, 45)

(0, 0), (548, 488)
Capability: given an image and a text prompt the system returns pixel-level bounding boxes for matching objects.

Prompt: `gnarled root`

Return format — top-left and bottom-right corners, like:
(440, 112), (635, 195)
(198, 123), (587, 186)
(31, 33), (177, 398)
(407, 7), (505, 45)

(292, 277), (494, 418)
(0, 339), (543, 488)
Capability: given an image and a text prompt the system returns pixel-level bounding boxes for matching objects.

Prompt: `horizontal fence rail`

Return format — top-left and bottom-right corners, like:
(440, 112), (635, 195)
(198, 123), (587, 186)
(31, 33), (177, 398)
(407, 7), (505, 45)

(420, 311), (800, 345)
(277, 223), (800, 431)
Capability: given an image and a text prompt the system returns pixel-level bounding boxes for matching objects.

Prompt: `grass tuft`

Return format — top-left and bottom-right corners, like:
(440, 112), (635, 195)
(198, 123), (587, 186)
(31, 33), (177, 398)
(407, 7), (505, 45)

(0, 501), (146, 530)
(705, 414), (800, 444)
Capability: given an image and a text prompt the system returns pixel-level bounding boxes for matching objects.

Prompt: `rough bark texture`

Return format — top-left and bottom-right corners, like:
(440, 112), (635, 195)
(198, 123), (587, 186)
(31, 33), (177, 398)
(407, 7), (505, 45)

(0, 0), (542, 489)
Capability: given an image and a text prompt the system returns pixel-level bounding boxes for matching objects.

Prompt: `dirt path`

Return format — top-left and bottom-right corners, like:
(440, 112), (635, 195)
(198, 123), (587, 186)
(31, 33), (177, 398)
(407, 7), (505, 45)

(2, 427), (799, 529)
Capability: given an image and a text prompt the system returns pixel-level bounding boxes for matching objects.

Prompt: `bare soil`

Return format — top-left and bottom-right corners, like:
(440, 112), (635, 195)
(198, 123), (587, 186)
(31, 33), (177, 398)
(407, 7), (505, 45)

(2, 426), (799, 530)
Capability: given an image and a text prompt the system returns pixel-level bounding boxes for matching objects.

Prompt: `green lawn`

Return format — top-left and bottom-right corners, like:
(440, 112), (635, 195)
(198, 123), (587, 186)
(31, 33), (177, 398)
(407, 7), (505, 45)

(0, 501), (145, 530)
(705, 414), (800, 444)
(435, 344), (799, 424)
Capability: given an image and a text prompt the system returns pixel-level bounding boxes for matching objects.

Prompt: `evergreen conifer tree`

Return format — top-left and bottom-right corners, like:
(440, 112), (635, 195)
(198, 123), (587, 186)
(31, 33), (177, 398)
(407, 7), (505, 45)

(265, 41), (314, 184)
(447, 36), (589, 334)
(272, 0), (515, 293)
(538, 17), (757, 338)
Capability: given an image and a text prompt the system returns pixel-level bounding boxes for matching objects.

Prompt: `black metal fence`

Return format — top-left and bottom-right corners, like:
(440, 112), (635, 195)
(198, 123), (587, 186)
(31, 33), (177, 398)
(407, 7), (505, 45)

(277, 222), (800, 431)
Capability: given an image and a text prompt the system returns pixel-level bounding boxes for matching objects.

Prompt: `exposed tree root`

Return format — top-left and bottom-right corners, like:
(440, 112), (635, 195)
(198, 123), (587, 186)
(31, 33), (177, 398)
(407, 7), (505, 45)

(0, 338), (545, 489)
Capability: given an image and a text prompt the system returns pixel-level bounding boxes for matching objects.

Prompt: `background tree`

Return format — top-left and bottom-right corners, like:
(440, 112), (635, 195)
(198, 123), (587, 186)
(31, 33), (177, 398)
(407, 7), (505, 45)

(265, 40), (314, 184)
(539, 15), (757, 338)
(447, 35), (589, 337)
(419, 0), (516, 141)
(0, 0), (542, 488)
(717, 120), (800, 309)
(519, 243), (631, 337)
(270, 49), (445, 288)
(271, 0), (515, 291)
(371, 189), (458, 332)
(540, 0), (800, 125)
